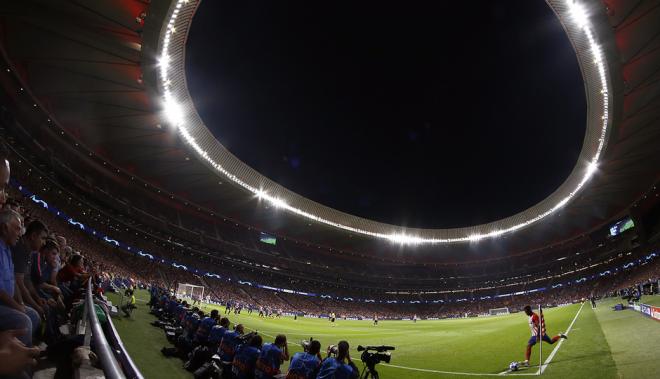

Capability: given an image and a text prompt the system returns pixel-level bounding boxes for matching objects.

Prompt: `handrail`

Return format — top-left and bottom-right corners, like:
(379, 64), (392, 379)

(106, 314), (144, 379)
(86, 280), (126, 379)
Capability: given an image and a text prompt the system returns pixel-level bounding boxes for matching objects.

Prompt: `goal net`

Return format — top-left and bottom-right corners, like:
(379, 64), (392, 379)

(488, 307), (510, 316)
(176, 283), (205, 302)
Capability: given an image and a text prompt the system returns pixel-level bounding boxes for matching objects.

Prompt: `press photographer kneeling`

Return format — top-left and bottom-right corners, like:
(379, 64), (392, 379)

(316, 341), (359, 379)
(286, 339), (322, 379)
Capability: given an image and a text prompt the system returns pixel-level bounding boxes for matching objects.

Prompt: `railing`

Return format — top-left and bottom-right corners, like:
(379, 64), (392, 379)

(85, 280), (127, 379)
(106, 314), (144, 379)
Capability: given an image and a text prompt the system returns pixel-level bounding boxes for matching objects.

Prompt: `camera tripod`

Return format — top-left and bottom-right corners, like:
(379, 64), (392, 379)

(360, 363), (379, 379)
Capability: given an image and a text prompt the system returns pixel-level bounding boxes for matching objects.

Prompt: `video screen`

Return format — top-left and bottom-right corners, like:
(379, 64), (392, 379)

(609, 217), (635, 237)
(259, 232), (277, 245)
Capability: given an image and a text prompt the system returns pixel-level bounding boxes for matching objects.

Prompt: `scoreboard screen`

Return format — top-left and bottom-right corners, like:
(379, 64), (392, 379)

(609, 217), (635, 237)
(259, 232), (277, 245)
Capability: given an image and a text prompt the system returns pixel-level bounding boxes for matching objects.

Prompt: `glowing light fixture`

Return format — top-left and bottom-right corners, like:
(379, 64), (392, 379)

(157, 0), (611, 245)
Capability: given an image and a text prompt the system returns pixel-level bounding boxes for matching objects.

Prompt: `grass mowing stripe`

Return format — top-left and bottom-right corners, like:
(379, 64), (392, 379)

(594, 297), (660, 379)
(385, 363), (541, 377)
(540, 301), (585, 374)
(202, 302), (584, 378)
(536, 301), (618, 379)
(106, 290), (191, 379)
(115, 294), (630, 379)
(498, 303), (585, 376)
(243, 326), (302, 347)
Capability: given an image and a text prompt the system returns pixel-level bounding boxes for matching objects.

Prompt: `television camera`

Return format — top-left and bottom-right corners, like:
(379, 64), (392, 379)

(357, 345), (394, 379)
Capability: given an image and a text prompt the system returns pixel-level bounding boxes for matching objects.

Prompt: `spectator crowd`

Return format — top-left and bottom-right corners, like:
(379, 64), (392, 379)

(1, 141), (659, 378)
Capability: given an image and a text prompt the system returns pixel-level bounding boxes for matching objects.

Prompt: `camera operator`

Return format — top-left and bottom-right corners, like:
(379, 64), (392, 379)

(286, 340), (321, 379)
(232, 334), (263, 379)
(220, 323), (245, 378)
(316, 341), (358, 379)
(255, 334), (289, 378)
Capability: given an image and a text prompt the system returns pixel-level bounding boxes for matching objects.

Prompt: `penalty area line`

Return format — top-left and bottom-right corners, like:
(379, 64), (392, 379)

(384, 364), (539, 377)
(540, 301), (585, 374)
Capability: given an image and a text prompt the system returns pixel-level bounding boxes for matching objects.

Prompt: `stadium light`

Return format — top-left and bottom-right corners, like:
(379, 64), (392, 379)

(567, 1), (588, 29)
(163, 94), (184, 127)
(468, 234), (483, 243)
(255, 189), (267, 199)
(271, 197), (288, 209)
(387, 234), (425, 245)
(157, 0), (611, 245)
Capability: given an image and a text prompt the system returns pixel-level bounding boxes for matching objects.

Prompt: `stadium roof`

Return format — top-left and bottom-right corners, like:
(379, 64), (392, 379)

(0, 0), (658, 258)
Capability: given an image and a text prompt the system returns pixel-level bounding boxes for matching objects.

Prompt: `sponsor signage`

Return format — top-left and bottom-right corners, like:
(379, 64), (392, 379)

(651, 306), (660, 321)
(637, 304), (660, 321)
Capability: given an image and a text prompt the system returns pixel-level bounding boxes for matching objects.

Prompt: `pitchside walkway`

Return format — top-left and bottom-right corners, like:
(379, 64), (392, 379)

(106, 290), (190, 379)
(593, 297), (660, 379)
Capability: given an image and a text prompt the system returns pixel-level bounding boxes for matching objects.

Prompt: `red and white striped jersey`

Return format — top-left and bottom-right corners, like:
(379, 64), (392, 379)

(529, 313), (540, 336)
(528, 311), (546, 336)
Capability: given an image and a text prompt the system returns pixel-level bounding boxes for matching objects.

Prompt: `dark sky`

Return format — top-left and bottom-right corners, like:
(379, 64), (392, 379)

(185, 0), (586, 228)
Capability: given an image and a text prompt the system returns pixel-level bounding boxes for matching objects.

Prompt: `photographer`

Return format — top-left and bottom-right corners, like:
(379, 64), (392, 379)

(175, 311), (201, 356)
(208, 317), (230, 348)
(184, 310), (220, 372)
(220, 323), (245, 378)
(255, 334), (289, 378)
(121, 288), (137, 317)
(232, 334), (263, 379)
(195, 309), (219, 344)
(316, 341), (358, 379)
(286, 340), (321, 379)
(185, 310), (203, 340)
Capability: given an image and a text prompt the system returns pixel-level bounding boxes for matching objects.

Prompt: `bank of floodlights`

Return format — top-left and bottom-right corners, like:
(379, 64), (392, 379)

(157, 0), (610, 245)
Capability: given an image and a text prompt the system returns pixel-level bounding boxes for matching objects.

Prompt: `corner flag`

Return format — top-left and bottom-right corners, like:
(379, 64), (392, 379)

(538, 305), (546, 374)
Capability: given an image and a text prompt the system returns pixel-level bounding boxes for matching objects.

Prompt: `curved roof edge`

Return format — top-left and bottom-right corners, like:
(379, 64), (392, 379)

(149, 0), (614, 245)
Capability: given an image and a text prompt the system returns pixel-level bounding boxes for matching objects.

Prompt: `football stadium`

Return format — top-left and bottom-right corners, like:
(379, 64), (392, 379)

(0, 0), (659, 378)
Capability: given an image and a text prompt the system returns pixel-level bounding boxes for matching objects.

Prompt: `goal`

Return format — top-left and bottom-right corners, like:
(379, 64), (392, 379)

(488, 307), (510, 316)
(176, 283), (205, 302)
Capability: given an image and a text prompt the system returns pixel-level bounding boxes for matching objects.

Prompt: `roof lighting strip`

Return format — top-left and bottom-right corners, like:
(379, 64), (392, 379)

(158, 0), (610, 245)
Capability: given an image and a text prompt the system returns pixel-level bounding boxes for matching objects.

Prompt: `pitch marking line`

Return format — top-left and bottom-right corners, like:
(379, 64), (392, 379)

(540, 301), (585, 374)
(248, 304), (582, 377)
(498, 301), (585, 376)
(385, 363), (539, 377)
(498, 366), (539, 376)
(255, 327), (533, 376)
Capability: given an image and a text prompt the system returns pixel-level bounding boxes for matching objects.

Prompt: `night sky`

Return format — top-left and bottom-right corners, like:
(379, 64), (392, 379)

(185, 0), (586, 228)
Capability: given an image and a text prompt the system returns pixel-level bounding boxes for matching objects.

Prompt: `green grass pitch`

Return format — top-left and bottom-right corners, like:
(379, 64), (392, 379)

(108, 290), (660, 379)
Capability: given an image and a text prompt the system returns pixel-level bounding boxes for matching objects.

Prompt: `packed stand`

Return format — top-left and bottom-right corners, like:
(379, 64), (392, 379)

(3, 140), (660, 378)
(0, 143), (154, 378)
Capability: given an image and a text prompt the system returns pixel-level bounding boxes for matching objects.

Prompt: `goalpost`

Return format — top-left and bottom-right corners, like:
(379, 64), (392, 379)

(488, 307), (510, 316)
(176, 283), (205, 302)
